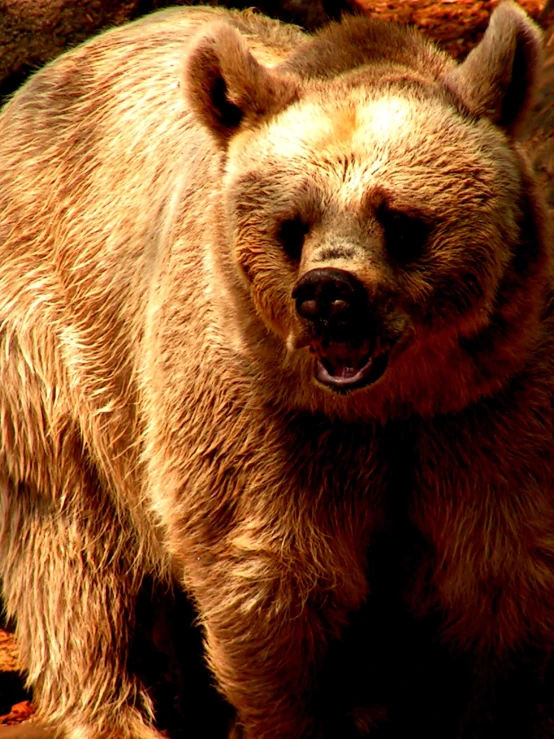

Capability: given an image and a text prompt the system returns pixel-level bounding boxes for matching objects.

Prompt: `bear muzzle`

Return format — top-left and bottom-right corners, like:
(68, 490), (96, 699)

(292, 267), (395, 392)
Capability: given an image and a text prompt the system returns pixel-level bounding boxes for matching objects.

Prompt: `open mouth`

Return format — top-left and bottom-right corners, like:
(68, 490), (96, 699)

(309, 338), (390, 392)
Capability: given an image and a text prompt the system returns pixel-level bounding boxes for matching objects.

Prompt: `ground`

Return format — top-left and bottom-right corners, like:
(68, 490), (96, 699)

(0, 630), (33, 728)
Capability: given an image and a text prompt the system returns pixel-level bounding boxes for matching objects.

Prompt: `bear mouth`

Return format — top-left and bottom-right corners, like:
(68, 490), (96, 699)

(309, 338), (390, 392)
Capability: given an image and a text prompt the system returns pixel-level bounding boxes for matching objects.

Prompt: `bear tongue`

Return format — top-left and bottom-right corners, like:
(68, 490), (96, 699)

(310, 339), (371, 378)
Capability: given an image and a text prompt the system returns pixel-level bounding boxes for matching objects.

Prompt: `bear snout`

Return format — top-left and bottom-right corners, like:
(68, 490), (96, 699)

(292, 267), (397, 391)
(292, 267), (368, 342)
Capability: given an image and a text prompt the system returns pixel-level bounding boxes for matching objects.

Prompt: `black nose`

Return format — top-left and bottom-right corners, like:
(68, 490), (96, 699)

(292, 268), (367, 340)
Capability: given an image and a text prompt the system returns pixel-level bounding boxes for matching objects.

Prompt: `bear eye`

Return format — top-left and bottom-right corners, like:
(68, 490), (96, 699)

(278, 217), (309, 262)
(377, 203), (429, 265)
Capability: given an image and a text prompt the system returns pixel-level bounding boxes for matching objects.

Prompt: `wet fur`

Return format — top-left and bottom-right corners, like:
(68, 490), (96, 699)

(0, 3), (552, 738)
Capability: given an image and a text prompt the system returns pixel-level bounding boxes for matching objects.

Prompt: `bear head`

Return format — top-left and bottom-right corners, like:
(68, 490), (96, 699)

(183, 2), (548, 420)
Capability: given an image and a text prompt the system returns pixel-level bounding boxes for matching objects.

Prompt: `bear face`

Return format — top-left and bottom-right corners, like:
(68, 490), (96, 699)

(227, 84), (526, 388)
(184, 3), (548, 421)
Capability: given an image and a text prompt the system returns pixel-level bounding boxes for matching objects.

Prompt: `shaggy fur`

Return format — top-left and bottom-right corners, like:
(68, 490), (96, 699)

(0, 3), (551, 737)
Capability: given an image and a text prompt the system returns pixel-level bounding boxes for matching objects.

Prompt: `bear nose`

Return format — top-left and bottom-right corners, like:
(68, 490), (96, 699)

(292, 268), (367, 340)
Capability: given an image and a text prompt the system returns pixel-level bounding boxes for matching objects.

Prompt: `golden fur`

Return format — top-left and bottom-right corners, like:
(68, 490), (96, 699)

(0, 3), (552, 737)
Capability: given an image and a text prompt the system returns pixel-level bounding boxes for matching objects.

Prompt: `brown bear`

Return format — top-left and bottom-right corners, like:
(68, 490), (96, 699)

(0, 1), (551, 737)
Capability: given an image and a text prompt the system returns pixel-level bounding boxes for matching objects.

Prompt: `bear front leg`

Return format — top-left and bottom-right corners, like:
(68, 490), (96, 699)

(185, 547), (368, 739)
(0, 473), (164, 739)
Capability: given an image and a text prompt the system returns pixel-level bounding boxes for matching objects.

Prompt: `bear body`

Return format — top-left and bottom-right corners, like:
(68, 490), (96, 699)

(0, 3), (552, 738)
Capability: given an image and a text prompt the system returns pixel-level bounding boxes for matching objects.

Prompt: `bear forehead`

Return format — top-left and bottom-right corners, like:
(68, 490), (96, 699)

(271, 91), (485, 166)
(227, 87), (514, 212)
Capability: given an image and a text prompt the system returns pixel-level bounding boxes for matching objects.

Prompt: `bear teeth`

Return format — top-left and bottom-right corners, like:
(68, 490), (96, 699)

(310, 339), (391, 391)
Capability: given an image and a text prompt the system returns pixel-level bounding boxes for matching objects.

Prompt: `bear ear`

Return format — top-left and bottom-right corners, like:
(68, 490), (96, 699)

(444, 1), (543, 136)
(183, 22), (300, 145)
